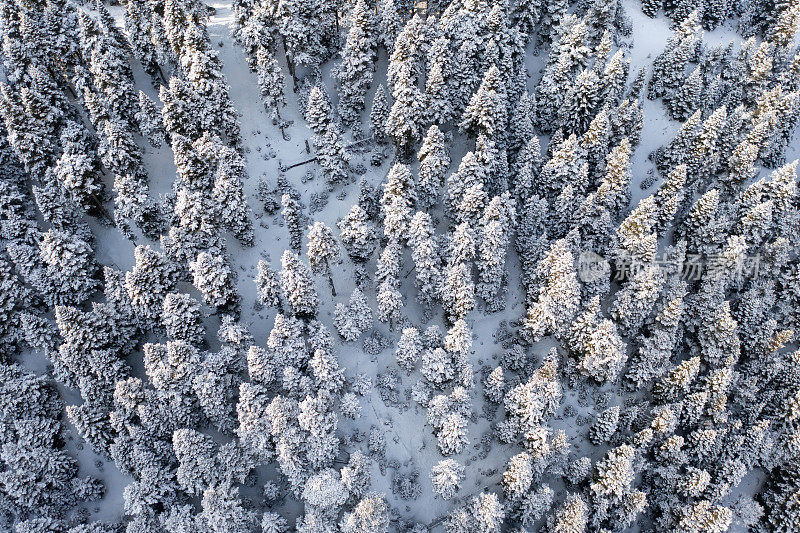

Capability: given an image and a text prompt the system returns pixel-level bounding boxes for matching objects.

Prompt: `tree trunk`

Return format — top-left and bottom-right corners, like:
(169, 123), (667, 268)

(284, 157), (318, 171)
(327, 271), (337, 297)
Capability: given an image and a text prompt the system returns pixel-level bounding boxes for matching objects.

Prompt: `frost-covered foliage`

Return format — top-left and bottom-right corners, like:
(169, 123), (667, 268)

(1, 0), (799, 530)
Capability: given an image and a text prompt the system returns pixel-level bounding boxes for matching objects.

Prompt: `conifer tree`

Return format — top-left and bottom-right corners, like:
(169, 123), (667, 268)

(281, 194), (304, 254)
(425, 56), (453, 125)
(338, 204), (378, 262)
(509, 91), (536, 151)
(370, 84), (390, 143)
(431, 459), (464, 500)
(477, 193), (516, 308)
(449, 221), (478, 266)
(601, 50), (629, 106)
(417, 125), (451, 210)
(379, 0), (404, 52)
(334, 288), (373, 341)
(162, 293), (205, 346)
(136, 91), (166, 148)
(558, 69), (601, 135)
(537, 134), (588, 200)
(53, 123), (103, 212)
(460, 66), (509, 141)
(376, 278), (403, 326)
(280, 250), (319, 317)
(339, 494), (390, 533)
(393, 327), (419, 373)
(668, 66), (703, 120)
(316, 124), (350, 185)
(512, 0), (543, 38)
(256, 47), (287, 121)
(441, 261), (476, 321)
(306, 85), (333, 137)
(596, 137), (632, 217)
(306, 221), (341, 296)
(446, 151), (486, 218)
(524, 239), (580, 342)
(381, 162), (416, 240)
(337, 0), (378, 127)
(642, 0), (662, 17)
(408, 211), (442, 304)
(386, 65), (423, 155)
(567, 296), (627, 383)
(190, 252), (239, 312)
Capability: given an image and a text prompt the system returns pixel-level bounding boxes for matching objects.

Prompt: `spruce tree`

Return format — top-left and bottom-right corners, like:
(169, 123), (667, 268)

(417, 125), (451, 210)
(136, 91), (166, 147)
(370, 84), (391, 143)
(306, 221), (341, 296)
(338, 204), (378, 262)
(459, 66), (508, 140)
(668, 66), (703, 120)
(316, 124), (349, 185)
(281, 193), (304, 254)
(280, 249), (319, 317)
(306, 85), (333, 137)
(256, 47), (287, 121)
(337, 0), (378, 128)
(524, 239), (580, 342)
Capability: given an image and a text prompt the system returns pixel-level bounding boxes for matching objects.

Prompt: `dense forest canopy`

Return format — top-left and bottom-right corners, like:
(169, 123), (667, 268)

(0, 0), (799, 530)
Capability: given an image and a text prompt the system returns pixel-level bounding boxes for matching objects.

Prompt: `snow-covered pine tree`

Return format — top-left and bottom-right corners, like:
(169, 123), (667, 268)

(431, 459), (464, 500)
(256, 47), (287, 121)
(425, 46), (453, 125)
(339, 493), (390, 533)
(509, 91), (536, 152)
(523, 239), (580, 342)
(307, 221), (341, 296)
(386, 63), (423, 156)
(316, 123), (350, 185)
(211, 141), (254, 246)
(536, 134), (588, 200)
(370, 84), (391, 143)
(476, 193), (516, 308)
(256, 259), (283, 311)
(281, 193), (304, 253)
(668, 65), (703, 120)
(441, 261), (476, 322)
(394, 326), (421, 372)
(417, 125), (451, 210)
(381, 162), (416, 240)
(162, 293), (205, 346)
(596, 137), (632, 217)
(338, 204), (378, 263)
(306, 85), (333, 137)
(470, 492), (505, 532)
(280, 249), (319, 317)
(334, 288), (373, 341)
(189, 251), (240, 313)
(376, 278), (403, 326)
(337, 0), (377, 128)
(379, 0), (404, 52)
(446, 151), (486, 220)
(558, 69), (601, 136)
(137, 91), (166, 147)
(567, 296), (627, 383)
(408, 211), (442, 304)
(459, 66), (509, 141)
(448, 221), (477, 266)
